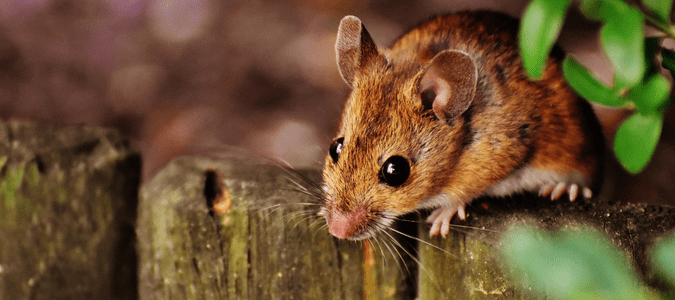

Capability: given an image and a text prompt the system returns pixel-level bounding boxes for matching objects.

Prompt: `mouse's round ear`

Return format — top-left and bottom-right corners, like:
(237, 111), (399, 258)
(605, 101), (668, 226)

(336, 16), (380, 88)
(418, 50), (477, 121)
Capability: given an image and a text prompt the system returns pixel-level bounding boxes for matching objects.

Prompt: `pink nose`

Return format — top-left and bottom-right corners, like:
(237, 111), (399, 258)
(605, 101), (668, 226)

(328, 208), (366, 239)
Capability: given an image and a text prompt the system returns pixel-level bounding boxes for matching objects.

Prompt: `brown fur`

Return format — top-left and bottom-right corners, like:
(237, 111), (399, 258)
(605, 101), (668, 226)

(322, 11), (604, 239)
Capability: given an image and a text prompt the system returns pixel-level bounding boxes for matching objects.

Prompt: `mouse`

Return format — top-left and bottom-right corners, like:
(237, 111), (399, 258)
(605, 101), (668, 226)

(319, 11), (604, 240)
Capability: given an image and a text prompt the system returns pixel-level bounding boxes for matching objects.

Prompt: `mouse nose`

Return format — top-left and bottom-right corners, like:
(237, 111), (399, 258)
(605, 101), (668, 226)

(327, 208), (366, 239)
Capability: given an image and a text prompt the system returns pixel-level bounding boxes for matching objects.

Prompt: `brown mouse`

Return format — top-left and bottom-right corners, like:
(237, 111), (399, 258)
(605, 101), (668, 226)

(319, 11), (604, 240)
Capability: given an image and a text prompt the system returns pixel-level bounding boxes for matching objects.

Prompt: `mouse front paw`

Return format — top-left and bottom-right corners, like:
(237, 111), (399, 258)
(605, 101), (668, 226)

(426, 202), (466, 238)
(538, 182), (593, 202)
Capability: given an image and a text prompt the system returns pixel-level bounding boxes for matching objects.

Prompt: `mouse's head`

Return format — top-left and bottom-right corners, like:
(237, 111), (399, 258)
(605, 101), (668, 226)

(320, 16), (478, 240)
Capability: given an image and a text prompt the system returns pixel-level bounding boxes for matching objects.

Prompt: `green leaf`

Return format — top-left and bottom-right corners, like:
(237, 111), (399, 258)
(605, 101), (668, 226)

(579, 0), (611, 20)
(629, 73), (671, 114)
(519, 0), (573, 79)
(579, 0), (630, 21)
(614, 112), (663, 173)
(502, 226), (654, 299)
(644, 0), (673, 22)
(600, 8), (645, 88)
(563, 56), (626, 106)
(651, 233), (675, 286)
(662, 49), (675, 73)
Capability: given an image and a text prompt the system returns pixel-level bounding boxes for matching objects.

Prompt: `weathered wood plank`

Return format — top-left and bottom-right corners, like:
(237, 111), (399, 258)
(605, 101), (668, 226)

(417, 194), (675, 299)
(0, 121), (140, 300)
(137, 156), (415, 300)
(5, 120), (673, 299)
(140, 155), (675, 299)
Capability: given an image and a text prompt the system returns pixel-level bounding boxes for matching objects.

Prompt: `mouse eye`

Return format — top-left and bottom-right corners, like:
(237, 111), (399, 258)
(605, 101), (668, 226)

(329, 137), (344, 163)
(379, 156), (410, 187)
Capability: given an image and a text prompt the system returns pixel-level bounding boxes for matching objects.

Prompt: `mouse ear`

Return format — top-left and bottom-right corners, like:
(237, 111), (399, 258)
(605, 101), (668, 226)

(335, 16), (380, 87)
(418, 50), (477, 121)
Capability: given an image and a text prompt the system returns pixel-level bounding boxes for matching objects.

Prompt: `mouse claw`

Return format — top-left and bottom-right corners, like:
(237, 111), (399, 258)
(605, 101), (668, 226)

(539, 182), (593, 202)
(582, 187), (593, 199)
(538, 183), (556, 198)
(550, 182), (567, 200)
(567, 184), (579, 202)
(427, 203), (466, 238)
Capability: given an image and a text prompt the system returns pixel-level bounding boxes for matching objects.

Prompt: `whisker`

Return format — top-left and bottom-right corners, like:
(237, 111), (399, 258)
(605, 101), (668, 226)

(276, 160), (325, 191)
(256, 203), (320, 232)
(283, 176), (321, 196)
(380, 230), (416, 280)
(382, 228), (441, 291)
(384, 236), (409, 276)
(257, 201), (318, 217)
(369, 237), (390, 269)
(308, 217), (325, 231)
(194, 141), (326, 197)
(282, 187), (325, 200)
(390, 214), (496, 231)
(194, 141), (332, 241)
(445, 223), (498, 232)
(387, 227), (458, 259)
(282, 188), (318, 198)
(312, 223), (329, 239)
(257, 203), (286, 215)
(289, 213), (319, 232)
(258, 203), (304, 220)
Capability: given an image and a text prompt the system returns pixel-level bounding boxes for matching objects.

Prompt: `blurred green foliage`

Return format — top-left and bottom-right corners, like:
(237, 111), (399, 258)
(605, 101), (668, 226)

(519, 0), (674, 173)
(502, 226), (675, 299)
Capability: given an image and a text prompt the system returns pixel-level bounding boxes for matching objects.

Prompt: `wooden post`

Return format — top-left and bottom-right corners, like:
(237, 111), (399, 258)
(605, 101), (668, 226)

(3, 121), (674, 299)
(0, 121), (140, 300)
(137, 156), (416, 300)
(137, 155), (675, 299)
(417, 194), (675, 299)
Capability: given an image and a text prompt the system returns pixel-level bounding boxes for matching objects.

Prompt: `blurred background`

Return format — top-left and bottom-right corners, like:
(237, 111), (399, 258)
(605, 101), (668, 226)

(0, 0), (673, 205)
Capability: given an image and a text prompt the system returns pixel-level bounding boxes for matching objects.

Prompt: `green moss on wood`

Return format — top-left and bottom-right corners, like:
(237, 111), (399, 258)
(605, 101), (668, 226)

(138, 156), (415, 300)
(0, 121), (140, 300)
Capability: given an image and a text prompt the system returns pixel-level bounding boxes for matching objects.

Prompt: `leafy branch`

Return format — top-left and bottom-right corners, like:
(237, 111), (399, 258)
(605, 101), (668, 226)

(502, 226), (675, 299)
(519, 0), (674, 173)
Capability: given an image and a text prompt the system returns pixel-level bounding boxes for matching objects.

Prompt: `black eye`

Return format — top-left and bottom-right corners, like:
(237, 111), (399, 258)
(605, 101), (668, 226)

(379, 156), (410, 187)
(329, 137), (344, 163)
